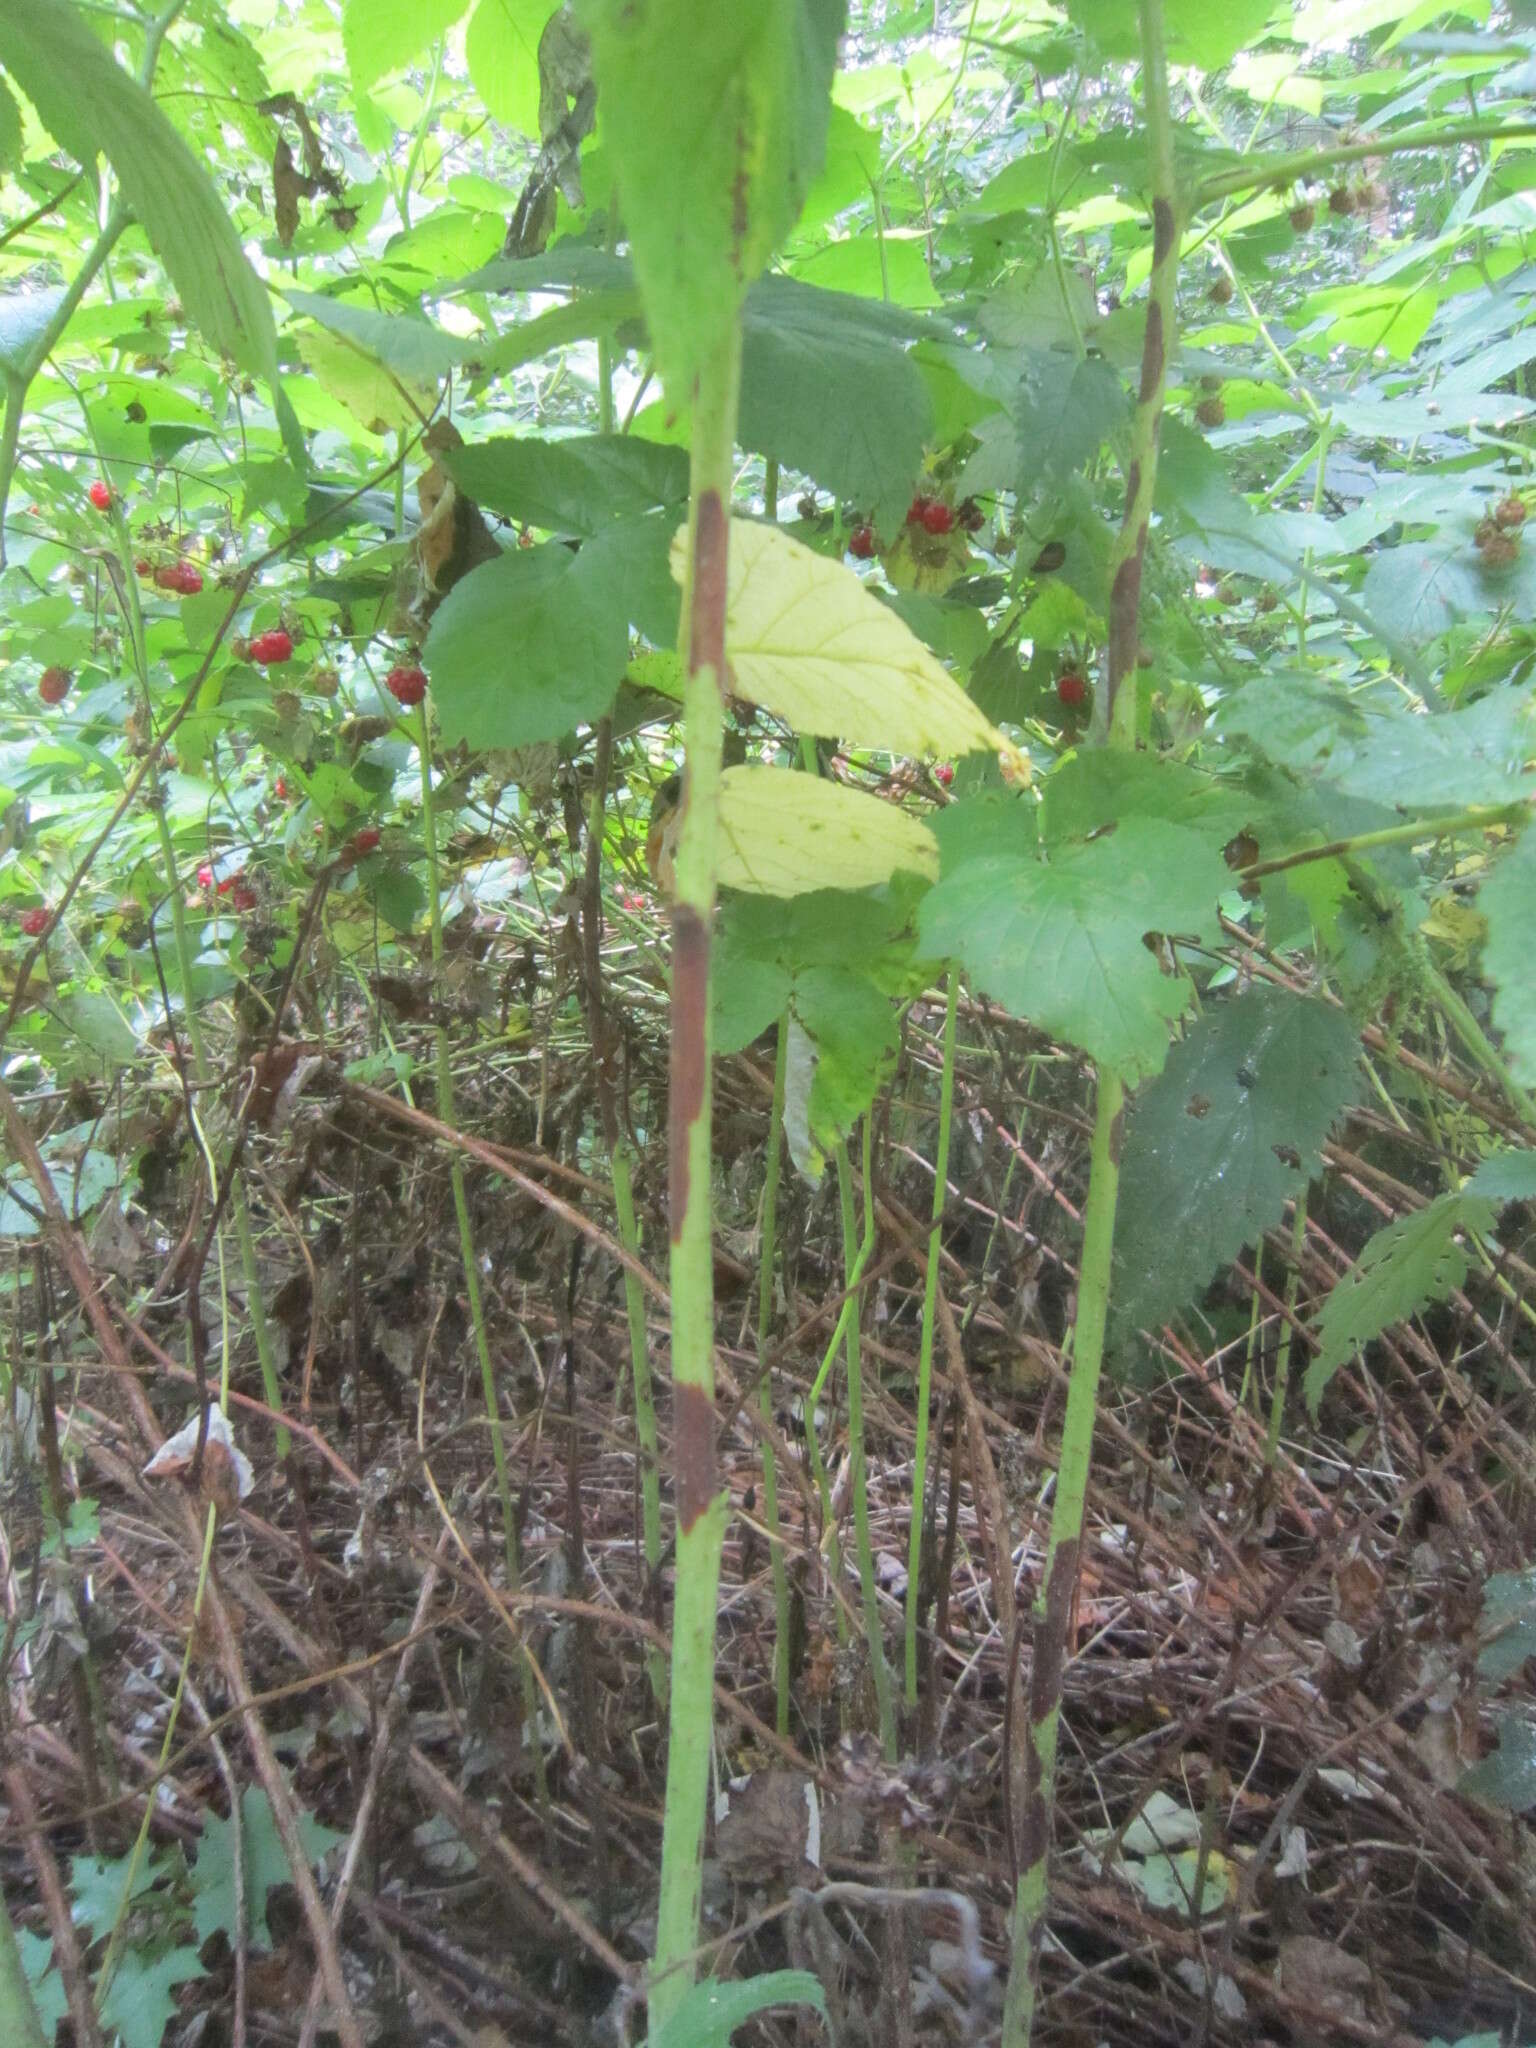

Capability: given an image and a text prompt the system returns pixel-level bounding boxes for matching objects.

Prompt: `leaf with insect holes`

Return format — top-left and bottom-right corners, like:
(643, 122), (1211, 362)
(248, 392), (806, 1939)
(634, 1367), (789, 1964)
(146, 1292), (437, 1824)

(717, 764), (938, 896)
(584, 0), (845, 400)
(671, 519), (1014, 761)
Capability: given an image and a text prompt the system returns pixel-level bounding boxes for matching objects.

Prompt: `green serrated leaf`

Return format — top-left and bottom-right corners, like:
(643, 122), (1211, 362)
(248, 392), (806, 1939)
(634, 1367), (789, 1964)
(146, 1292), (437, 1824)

(192, 1786), (343, 1952)
(18, 1925), (69, 2040)
(1459, 1711), (1536, 1814)
(0, 289), (66, 375)
(1305, 1189), (1494, 1412)
(1013, 347), (1128, 478)
(427, 524), (646, 747)
(1113, 988), (1361, 1340)
(582, 0), (845, 398)
(1478, 1567), (1536, 1682)
(918, 815), (1229, 1083)
(739, 278), (935, 535)
(465, 0), (548, 137)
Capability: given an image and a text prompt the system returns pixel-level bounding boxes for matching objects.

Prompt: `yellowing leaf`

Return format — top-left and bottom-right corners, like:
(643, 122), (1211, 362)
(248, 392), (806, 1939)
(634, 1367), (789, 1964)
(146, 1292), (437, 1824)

(297, 328), (436, 437)
(717, 765), (937, 896)
(671, 519), (1021, 766)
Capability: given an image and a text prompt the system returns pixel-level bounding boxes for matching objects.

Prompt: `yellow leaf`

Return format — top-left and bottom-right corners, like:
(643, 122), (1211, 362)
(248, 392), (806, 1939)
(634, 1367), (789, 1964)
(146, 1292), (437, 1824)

(717, 764), (938, 897)
(671, 518), (1024, 769)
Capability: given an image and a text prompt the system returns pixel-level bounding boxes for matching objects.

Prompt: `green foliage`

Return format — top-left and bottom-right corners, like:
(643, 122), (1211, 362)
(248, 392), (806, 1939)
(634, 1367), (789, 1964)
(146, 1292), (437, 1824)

(0, 0), (298, 460)
(192, 1786), (345, 1950)
(1480, 829), (1536, 1086)
(582, 0), (845, 398)
(647, 1968), (827, 2048)
(1112, 988), (1362, 1343)
(919, 802), (1230, 1085)
(1306, 1152), (1536, 1410)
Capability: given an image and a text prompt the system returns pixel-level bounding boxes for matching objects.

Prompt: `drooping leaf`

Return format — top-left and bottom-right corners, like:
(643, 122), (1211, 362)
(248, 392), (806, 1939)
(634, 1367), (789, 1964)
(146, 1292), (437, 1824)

(1479, 827), (1536, 1085)
(716, 764), (938, 896)
(284, 290), (471, 382)
(192, 1786), (344, 1951)
(0, 0), (300, 463)
(1112, 989), (1362, 1340)
(440, 433), (689, 534)
(782, 969), (900, 1180)
(918, 813), (1230, 1084)
(673, 519), (1010, 760)
(582, 0), (846, 397)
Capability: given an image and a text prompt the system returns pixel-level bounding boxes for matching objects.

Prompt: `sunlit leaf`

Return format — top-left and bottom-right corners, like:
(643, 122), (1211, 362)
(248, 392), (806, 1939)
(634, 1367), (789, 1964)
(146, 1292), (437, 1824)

(671, 519), (1011, 760)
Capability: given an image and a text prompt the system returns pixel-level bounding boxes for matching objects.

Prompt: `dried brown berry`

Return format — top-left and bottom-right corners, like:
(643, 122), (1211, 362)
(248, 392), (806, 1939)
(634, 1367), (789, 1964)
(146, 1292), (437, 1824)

(1329, 185), (1356, 216)
(1495, 494), (1527, 530)
(1479, 531), (1519, 568)
(1196, 396), (1226, 428)
(1289, 203), (1315, 232)
(1208, 276), (1233, 304)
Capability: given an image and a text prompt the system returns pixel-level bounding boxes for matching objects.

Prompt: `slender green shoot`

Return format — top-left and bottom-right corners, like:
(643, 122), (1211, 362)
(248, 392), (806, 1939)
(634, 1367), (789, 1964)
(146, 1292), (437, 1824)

(906, 971), (957, 1713)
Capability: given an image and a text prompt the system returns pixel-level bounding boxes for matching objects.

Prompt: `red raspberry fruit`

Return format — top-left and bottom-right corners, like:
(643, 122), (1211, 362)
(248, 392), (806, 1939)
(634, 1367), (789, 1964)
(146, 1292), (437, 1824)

(1057, 670), (1090, 709)
(848, 525), (876, 559)
(249, 629), (294, 665)
(38, 666), (72, 705)
(385, 665), (428, 706)
(88, 480), (113, 511)
(19, 907), (51, 938)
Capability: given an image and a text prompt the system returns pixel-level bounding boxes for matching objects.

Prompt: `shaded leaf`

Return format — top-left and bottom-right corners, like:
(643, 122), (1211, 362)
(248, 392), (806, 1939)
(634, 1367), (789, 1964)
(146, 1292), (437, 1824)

(1113, 988), (1361, 1340)
(441, 433), (689, 534)
(740, 277), (935, 535)
(192, 1786), (344, 1951)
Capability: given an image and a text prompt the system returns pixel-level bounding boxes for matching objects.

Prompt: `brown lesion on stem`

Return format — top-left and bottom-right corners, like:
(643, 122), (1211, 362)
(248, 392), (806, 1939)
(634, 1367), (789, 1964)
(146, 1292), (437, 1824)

(690, 487), (729, 680)
(1137, 301), (1164, 402)
(668, 905), (709, 1241)
(1152, 195), (1176, 266)
(673, 1380), (718, 1532)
